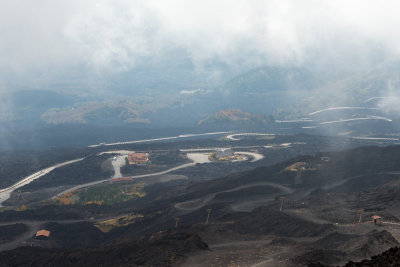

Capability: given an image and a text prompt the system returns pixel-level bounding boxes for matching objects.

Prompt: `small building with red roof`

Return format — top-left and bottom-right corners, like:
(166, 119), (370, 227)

(35, 229), (51, 239)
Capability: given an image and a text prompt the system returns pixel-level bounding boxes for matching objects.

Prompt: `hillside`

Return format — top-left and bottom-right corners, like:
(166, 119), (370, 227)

(197, 109), (274, 126)
(310, 246), (400, 266)
(3, 66), (400, 131)
(0, 230), (208, 267)
(41, 102), (149, 125)
(2, 139), (400, 265)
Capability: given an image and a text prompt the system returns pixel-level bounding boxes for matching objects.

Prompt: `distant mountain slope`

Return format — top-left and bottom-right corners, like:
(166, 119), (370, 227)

(4, 65), (400, 129)
(41, 103), (149, 125)
(1, 90), (79, 124)
(197, 109), (274, 126)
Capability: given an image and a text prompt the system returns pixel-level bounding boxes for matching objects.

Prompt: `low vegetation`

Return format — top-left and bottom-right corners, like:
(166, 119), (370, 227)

(95, 213), (144, 232)
(284, 161), (317, 172)
(285, 162), (307, 172)
(197, 109), (274, 126)
(55, 182), (146, 206)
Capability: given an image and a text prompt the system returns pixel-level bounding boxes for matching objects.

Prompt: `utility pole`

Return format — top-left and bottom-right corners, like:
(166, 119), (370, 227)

(280, 197), (286, 211)
(175, 217), (180, 229)
(206, 209), (212, 224)
(358, 209), (364, 224)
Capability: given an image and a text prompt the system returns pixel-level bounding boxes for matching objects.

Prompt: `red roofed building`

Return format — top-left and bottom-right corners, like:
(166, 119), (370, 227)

(35, 230), (51, 239)
(128, 153), (149, 165)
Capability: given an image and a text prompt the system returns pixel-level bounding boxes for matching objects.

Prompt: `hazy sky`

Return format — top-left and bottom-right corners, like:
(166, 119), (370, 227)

(1, 0), (400, 82)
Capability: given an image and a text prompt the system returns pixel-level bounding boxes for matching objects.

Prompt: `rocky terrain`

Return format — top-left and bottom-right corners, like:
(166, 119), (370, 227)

(1, 136), (400, 266)
(310, 246), (400, 266)
(0, 230), (208, 267)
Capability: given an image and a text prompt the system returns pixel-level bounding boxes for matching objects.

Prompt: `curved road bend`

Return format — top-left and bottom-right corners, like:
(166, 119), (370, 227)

(174, 182), (293, 211)
(54, 162), (197, 198)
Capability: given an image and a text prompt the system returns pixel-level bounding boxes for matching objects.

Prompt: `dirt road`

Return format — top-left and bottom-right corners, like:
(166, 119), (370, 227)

(54, 162), (197, 198)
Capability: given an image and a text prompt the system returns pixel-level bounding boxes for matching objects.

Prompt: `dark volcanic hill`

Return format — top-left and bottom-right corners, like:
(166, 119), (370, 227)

(2, 144), (400, 266)
(309, 246), (400, 267)
(0, 230), (208, 267)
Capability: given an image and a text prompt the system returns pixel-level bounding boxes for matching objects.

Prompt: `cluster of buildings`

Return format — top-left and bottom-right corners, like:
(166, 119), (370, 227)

(209, 148), (235, 161)
(128, 153), (149, 165)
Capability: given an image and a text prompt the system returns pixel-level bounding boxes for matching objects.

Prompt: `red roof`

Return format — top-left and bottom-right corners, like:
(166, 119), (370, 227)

(36, 230), (51, 237)
(372, 215), (382, 219)
(128, 153), (149, 164)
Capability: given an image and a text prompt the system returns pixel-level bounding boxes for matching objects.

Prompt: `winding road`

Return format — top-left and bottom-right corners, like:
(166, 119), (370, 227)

(0, 158), (85, 206)
(174, 182), (293, 211)
(54, 162), (198, 198)
(308, 107), (379, 116)
(54, 151), (216, 198)
(320, 115), (392, 125)
(226, 133), (275, 141)
(88, 131), (233, 147)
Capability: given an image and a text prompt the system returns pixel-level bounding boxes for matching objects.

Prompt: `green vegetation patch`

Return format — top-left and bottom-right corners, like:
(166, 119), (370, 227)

(56, 182), (146, 206)
(95, 213), (144, 232)
(77, 182), (146, 205)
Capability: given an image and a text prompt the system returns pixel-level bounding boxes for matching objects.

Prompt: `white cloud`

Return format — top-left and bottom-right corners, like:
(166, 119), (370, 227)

(378, 81), (400, 114)
(2, 0), (400, 75)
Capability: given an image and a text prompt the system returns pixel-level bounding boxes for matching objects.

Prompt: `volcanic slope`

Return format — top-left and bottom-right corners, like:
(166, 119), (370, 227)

(0, 229), (208, 267)
(309, 246), (400, 267)
(2, 145), (400, 266)
(169, 145), (400, 266)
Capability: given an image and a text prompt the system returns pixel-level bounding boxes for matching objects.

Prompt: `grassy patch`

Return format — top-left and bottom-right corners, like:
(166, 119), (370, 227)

(95, 213), (144, 233)
(284, 162), (316, 172)
(285, 162), (307, 171)
(55, 182), (146, 206)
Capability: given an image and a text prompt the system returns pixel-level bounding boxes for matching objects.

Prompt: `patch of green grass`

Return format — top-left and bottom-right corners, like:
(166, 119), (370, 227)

(76, 182), (146, 205)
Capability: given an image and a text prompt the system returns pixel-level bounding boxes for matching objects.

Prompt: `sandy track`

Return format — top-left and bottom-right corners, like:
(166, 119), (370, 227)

(186, 153), (210, 164)
(226, 133), (275, 141)
(111, 156), (127, 178)
(234, 151), (264, 162)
